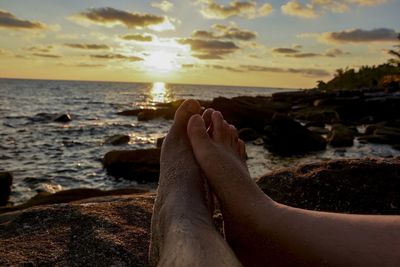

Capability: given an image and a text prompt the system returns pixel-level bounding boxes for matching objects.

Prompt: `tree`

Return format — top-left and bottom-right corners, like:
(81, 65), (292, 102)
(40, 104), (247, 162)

(388, 33), (400, 66)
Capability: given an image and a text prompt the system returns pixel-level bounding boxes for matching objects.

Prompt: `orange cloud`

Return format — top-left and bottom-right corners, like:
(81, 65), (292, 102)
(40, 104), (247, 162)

(198, 0), (273, 19)
(73, 7), (165, 29)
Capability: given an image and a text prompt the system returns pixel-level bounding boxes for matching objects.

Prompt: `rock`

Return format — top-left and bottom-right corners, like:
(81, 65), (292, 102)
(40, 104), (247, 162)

(103, 149), (161, 182)
(291, 108), (340, 125)
(263, 115), (327, 155)
(0, 188), (149, 214)
(0, 172), (12, 206)
(238, 128), (259, 142)
(53, 113), (71, 122)
(105, 134), (130, 146)
(307, 126), (329, 135)
(0, 193), (155, 266)
(359, 126), (400, 145)
(209, 96), (287, 130)
(252, 138), (264, 146)
(256, 158), (400, 214)
(156, 137), (165, 148)
(327, 124), (355, 147)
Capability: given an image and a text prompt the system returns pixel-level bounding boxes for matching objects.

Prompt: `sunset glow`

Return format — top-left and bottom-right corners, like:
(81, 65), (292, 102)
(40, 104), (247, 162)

(0, 1), (399, 88)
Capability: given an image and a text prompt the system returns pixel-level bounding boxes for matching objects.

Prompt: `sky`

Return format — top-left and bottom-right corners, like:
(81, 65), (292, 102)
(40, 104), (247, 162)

(0, 0), (399, 88)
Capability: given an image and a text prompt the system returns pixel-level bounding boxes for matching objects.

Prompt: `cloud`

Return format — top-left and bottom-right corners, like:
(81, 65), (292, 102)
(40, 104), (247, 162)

(26, 45), (54, 53)
(90, 53), (144, 61)
(241, 64), (331, 77)
(272, 48), (300, 54)
(192, 24), (257, 41)
(350, 0), (388, 6)
(64, 43), (110, 50)
(281, 0), (389, 19)
(120, 34), (153, 42)
(0, 9), (47, 30)
(72, 7), (165, 29)
(281, 0), (319, 18)
(32, 53), (61, 58)
(272, 46), (350, 58)
(321, 28), (399, 43)
(75, 63), (104, 68)
(184, 63), (330, 77)
(179, 38), (239, 59)
(152, 1), (174, 12)
(198, 0), (273, 19)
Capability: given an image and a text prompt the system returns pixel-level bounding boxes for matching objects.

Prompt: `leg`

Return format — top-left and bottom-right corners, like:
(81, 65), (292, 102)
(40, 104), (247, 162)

(149, 100), (241, 267)
(187, 110), (400, 267)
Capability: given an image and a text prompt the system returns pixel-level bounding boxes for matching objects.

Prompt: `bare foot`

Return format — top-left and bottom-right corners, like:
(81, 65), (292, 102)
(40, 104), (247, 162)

(187, 111), (278, 266)
(150, 100), (241, 267)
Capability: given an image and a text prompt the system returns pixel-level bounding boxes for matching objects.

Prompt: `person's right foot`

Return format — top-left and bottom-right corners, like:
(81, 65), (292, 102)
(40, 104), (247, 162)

(187, 110), (277, 266)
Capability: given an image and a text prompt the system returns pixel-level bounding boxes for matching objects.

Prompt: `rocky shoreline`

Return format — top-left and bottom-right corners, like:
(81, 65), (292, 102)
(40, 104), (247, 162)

(1, 158), (399, 266)
(1, 86), (400, 265)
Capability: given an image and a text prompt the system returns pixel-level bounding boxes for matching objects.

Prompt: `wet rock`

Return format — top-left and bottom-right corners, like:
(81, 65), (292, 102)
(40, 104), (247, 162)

(263, 115), (326, 156)
(0, 193), (155, 266)
(238, 128), (259, 142)
(327, 124), (355, 147)
(105, 134), (130, 146)
(53, 113), (71, 123)
(0, 172), (12, 206)
(307, 126), (329, 135)
(291, 108), (340, 125)
(359, 126), (400, 145)
(256, 158), (400, 214)
(252, 138), (264, 146)
(103, 149), (161, 182)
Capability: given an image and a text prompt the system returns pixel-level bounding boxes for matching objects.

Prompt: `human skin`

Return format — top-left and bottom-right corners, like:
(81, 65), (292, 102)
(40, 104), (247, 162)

(187, 106), (400, 267)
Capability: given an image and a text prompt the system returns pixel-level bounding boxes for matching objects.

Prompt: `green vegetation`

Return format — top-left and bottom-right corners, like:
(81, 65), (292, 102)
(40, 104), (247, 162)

(317, 34), (400, 91)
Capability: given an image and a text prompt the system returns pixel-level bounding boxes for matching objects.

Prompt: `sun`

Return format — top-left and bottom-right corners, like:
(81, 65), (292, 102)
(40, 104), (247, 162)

(144, 50), (180, 73)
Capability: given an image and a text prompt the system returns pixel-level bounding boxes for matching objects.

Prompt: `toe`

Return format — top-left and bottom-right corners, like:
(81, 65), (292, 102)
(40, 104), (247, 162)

(211, 111), (225, 143)
(173, 99), (201, 131)
(229, 125), (239, 151)
(202, 108), (214, 135)
(187, 114), (212, 149)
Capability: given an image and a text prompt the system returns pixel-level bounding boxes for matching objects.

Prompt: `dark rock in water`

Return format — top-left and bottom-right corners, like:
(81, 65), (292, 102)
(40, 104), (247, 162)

(117, 108), (149, 116)
(291, 108), (340, 125)
(238, 128), (259, 142)
(252, 138), (264, 146)
(263, 115), (327, 155)
(307, 126), (329, 135)
(105, 134), (130, 146)
(53, 113), (71, 123)
(0, 193), (155, 266)
(209, 96), (288, 130)
(256, 158), (400, 214)
(327, 124), (355, 147)
(156, 137), (165, 148)
(103, 149), (161, 182)
(359, 126), (400, 145)
(0, 172), (12, 206)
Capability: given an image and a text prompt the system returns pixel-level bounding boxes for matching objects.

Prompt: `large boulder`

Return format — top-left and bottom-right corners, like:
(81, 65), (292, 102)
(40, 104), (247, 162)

(256, 158), (400, 214)
(359, 126), (400, 146)
(209, 96), (289, 130)
(263, 115), (327, 155)
(0, 172), (12, 206)
(0, 193), (155, 266)
(327, 124), (355, 147)
(103, 149), (161, 182)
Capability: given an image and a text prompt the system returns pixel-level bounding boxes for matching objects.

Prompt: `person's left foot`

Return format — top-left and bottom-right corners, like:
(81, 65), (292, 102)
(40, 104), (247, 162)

(149, 100), (241, 267)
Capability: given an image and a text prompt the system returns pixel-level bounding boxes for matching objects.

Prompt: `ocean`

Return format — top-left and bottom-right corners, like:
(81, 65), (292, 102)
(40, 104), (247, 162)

(1, 78), (399, 204)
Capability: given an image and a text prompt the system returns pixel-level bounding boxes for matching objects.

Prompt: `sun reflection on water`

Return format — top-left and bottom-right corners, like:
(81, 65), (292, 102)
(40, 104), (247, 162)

(150, 82), (171, 103)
